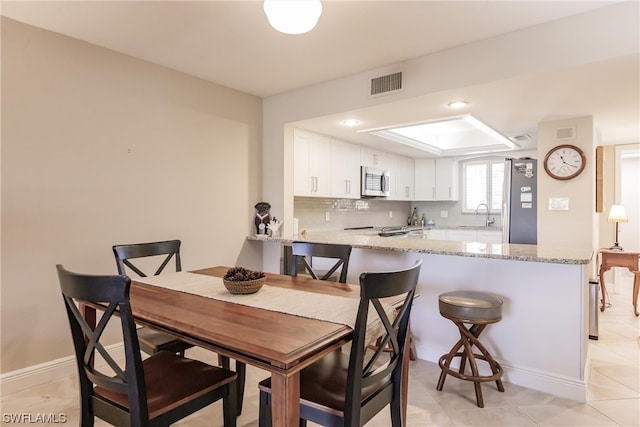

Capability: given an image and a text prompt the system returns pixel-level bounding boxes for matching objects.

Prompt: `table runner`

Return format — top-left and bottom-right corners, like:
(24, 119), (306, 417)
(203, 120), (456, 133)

(134, 271), (396, 343)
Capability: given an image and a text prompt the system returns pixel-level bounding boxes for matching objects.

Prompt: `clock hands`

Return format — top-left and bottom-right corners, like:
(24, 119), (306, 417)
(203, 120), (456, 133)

(559, 155), (577, 168)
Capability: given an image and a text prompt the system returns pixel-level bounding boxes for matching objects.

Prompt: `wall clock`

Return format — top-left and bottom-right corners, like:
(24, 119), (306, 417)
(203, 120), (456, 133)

(543, 144), (586, 180)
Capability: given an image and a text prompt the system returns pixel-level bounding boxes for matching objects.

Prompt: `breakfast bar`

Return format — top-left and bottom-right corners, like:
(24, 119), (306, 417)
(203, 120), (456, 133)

(249, 229), (593, 402)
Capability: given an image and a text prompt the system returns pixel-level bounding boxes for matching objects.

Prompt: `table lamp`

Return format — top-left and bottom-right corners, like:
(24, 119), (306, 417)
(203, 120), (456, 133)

(607, 204), (628, 251)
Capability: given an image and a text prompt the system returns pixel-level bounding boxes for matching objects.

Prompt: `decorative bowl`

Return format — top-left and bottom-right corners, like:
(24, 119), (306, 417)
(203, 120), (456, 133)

(222, 276), (266, 295)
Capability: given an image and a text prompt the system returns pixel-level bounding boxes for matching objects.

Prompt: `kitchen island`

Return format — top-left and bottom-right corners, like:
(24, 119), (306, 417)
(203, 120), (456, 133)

(248, 229), (593, 402)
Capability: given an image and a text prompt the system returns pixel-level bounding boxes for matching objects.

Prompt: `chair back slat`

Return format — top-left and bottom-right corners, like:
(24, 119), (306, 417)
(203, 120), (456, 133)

(113, 240), (182, 277)
(290, 242), (352, 283)
(345, 260), (422, 425)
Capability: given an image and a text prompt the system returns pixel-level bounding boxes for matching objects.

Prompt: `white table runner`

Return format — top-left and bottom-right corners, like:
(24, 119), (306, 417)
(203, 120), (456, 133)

(134, 271), (395, 343)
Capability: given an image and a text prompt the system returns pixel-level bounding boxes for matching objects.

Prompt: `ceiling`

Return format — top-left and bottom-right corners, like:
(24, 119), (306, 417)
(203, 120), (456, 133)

(2, 1), (638, 158)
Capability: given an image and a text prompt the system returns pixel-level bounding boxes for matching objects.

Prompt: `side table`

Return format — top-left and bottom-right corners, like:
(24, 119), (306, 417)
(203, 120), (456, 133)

(598, 249), (640, 316)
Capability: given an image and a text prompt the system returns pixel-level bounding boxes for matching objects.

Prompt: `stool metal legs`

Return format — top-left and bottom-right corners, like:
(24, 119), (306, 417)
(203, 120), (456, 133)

(436, 317), (504, 408)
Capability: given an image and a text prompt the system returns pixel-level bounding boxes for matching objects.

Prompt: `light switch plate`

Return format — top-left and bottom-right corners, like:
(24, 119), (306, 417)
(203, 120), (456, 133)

(440, 210), (448, 218)
(548, 198), (569, 210)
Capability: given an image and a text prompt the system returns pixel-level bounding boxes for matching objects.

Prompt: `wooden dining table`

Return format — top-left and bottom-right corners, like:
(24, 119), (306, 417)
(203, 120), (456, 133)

(83, 266), (409, 426)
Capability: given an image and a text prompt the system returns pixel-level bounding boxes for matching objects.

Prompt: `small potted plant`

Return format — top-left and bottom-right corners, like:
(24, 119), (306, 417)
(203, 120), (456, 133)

(223, 267), (266, 294)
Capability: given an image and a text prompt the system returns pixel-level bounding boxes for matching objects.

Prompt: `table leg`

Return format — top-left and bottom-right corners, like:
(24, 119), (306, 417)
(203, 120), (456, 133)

(633, 273), (640, 317)
(270, 371), (300, 427)
(599, 266), (609, 312)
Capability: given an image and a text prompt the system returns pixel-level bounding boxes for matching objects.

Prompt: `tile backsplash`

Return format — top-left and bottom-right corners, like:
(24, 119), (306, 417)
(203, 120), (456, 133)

(294, 197), (502, 231)
(294, 197), (411, 231)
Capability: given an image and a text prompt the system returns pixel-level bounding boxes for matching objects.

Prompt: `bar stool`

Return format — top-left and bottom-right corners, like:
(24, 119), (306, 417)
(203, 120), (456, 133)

(436, 291), (505, 408)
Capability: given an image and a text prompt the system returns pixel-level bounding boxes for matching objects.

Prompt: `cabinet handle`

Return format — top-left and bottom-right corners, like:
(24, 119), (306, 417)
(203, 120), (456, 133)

(405, 186), (409, 198)
(432, 187), (436, 199)
(314, 176), (318, 192)
(346, 180), (350, 194)
(449, 187), (451, 198)
(373, 154), (378, 165)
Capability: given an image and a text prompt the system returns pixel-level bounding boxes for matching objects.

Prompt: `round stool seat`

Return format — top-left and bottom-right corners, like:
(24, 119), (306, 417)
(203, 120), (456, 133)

(439, 291), (503, 322)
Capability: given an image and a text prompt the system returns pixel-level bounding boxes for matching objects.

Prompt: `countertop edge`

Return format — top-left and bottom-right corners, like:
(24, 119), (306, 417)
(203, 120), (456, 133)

(247, 233), (592, 265)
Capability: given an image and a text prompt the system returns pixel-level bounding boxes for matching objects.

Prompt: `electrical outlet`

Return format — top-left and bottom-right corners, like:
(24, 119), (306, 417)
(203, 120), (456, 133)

(440, 210), (448, 218)
(388, 210), (393, 219)
(325, 211), (330, 221)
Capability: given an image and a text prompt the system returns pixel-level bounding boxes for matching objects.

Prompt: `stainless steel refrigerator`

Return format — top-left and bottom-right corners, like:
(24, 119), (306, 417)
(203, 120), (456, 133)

(502, 158), (537, 244)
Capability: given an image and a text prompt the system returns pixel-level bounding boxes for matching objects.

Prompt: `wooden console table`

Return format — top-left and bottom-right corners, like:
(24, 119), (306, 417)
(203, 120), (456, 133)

(599, 249), (640, 316)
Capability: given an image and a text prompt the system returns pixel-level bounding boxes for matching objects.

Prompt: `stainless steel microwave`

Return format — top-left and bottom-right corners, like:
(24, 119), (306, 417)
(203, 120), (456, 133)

(361, 166), (390, 197)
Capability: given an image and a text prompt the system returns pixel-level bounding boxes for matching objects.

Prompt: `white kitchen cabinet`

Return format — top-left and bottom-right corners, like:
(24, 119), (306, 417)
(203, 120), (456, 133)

(435, 158), (459, 201)
(330, 139), (361, 199)
(387, 154), (414, 201)
(360, 147), (387, 169)
(414, 159), (436, 201)
(414, 158), (459, 201)
(293, 128), (331, 197)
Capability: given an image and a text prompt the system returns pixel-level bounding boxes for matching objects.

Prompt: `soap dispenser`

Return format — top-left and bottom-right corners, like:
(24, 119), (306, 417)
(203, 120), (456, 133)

(420, 213), (426, 227)
(411, 208), (419, 226)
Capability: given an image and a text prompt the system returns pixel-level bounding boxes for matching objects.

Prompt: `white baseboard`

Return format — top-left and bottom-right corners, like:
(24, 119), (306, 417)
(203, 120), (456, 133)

(1, 343), (124, 397)
(417, 345), (586, 403)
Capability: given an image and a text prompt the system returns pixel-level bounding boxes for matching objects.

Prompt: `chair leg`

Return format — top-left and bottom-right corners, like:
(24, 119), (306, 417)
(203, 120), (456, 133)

(258, 390), (271, 427)
(236, 362), (246, 416)
(222, 381), (237, 427)
(220, 355), (246, 416)
(79, 379), (94, 427)
(438, 319), (504, 408)
(436, 339), (464, 391)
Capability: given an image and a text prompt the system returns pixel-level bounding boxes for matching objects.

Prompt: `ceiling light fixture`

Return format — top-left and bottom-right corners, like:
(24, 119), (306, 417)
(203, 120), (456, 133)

(360, 114), (519, 156)
(448, 101), (468, 109)
(341, 119), (360, 127)
(263, 0), (323, 35)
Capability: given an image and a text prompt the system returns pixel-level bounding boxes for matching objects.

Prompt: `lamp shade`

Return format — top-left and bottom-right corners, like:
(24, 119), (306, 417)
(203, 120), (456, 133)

(264, 0), (322, 35)
(607, 204), (628, 223)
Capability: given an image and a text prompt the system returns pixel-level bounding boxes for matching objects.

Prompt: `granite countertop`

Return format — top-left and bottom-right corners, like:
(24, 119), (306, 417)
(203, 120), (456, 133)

(247, 228), (592, 265)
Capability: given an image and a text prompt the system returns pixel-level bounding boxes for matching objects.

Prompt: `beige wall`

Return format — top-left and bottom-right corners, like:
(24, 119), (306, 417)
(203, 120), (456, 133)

(537, 117), (595, 250)
(1, 18), (263, 373)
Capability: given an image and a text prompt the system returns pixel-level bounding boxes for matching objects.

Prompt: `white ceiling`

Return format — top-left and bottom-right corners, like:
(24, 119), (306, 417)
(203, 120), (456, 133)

(2, 0), (638, 157)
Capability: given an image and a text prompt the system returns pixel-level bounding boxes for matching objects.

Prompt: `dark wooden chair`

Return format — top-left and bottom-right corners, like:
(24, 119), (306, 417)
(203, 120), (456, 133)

(56, 264), (237, 427)
(112, 240), (193, 357)
(290, 241), (352, 283)
(258, 260), (422, 427)
(112, 239), (247, 415)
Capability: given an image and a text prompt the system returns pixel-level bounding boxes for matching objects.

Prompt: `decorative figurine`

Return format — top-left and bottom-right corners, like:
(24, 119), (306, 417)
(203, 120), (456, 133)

(254, 202), (271, 235)
(267, 218), (283, 237)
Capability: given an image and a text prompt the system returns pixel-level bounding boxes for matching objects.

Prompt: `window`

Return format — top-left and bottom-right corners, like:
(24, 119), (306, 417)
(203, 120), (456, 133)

(461, 158), (504, 213)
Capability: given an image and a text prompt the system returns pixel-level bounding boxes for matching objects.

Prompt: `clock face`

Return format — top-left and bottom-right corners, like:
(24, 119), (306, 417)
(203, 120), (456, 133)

(543, 144), (586, 180)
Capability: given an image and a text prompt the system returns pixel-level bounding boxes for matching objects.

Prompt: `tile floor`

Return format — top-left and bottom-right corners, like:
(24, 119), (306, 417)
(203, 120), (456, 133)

(2, 279), (638, 426)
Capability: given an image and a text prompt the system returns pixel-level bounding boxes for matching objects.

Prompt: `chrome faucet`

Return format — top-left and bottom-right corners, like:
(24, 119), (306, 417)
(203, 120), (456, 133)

(474, 203), (495, 227)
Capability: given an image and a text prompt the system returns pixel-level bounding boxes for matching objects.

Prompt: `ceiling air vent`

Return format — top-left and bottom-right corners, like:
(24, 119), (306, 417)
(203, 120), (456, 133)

(370, 72), (402, 97)
(509, 134), (532, 143)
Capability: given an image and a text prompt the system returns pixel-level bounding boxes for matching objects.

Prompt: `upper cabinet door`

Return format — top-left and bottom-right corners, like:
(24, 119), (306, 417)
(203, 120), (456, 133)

(294, 129), (331, 197)
(435, 158), (459, 201)
(388, 154), (414, 201)
(331, 139), (361, 199)
(414, 159), (436, 201)
(414, 158), (458, 201)
(360, 147), (387, 169)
